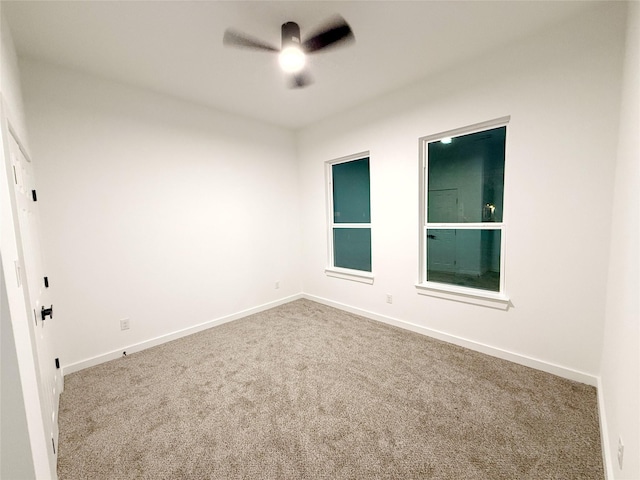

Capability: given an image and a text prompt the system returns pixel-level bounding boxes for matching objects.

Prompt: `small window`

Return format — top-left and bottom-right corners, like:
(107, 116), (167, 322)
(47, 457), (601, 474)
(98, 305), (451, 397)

(417, 118), (509, 306)
(326, 153), (373, 283)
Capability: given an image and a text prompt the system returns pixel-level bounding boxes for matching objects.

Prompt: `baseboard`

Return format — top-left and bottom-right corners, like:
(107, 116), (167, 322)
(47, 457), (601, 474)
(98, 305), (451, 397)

(62, 294), (304, 375)
(64, 291), (599, 386)
(61, 291), (610, 474)
(597, 377), (615, 480)
(303, 293), (599, 387)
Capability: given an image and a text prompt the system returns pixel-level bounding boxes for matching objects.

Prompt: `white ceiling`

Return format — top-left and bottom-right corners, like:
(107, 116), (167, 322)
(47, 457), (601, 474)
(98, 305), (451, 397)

(3, 1), (600, 130)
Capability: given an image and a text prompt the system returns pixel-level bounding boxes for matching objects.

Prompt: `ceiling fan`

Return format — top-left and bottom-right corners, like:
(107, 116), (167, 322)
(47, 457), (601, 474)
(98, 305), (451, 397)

(223, 15), (355, 88)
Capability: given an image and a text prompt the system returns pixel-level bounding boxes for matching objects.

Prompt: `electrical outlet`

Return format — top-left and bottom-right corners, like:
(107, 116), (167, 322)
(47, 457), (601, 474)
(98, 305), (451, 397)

(386, 294), (393, 304)
(617, 437), (624, 469)
(120, 318), (130, 331)
(275, 281), (280, 290)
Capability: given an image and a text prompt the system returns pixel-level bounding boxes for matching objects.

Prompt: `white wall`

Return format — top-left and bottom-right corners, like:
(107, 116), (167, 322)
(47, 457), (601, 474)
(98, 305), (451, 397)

(20, 59), (302, 370)
(9, 2), (637, 476)
(600, 2), (640, 479)
(1, 13), (28, 143)
(298, 4), (626, 379)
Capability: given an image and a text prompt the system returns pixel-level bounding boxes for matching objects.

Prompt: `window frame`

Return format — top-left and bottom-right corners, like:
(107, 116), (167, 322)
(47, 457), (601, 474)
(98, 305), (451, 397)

(416, 117), (510, 308)
(325, 152), (374, 284)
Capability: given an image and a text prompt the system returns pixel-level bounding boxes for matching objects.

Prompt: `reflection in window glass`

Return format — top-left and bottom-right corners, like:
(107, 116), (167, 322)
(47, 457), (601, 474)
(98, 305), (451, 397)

(333, 158), (371, 224)
(427, 229), (501, 292)
(422, 122), (507, 295)
(427, 127), (505, 223)
(328, 155), (372, 275)
(334, 228), (372, 272)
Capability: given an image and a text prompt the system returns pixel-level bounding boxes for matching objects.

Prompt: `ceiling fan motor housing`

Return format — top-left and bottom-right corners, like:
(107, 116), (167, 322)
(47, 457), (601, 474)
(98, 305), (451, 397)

(281, 22), (302, 48)
(223, 16), (354, 88)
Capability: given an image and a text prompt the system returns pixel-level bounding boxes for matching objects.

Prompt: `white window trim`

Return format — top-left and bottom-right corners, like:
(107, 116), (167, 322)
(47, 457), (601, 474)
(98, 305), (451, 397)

(416, 117), (510, 307)
(325, 267), (375, 284)
(325, 151), (374, 284)
(415, 282), (510, 310)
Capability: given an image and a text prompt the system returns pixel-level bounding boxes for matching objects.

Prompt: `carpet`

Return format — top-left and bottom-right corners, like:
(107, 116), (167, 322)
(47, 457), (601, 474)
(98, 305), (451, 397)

(57, 299), (603, 479)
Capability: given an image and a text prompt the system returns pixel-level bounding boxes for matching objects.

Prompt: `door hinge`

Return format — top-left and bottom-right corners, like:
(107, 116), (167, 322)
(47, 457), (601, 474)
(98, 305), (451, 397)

(55, 358), (60, 369)
(32, 189), (38, 202)
(44, 276), (49, 288)
(41, 305), (53, 321)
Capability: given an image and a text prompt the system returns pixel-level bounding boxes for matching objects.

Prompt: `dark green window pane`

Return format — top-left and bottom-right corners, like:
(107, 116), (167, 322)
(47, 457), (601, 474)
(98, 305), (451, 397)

(427, 127), (505, 223)
(333, 158), (370, 224)
(334, 228), (371, 272)
(427, 229), (501, 292)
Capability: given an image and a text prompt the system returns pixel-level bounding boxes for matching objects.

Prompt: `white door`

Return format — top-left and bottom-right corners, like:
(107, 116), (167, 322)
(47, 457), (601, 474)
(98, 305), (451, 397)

(428, 188), (458, 223)
(7, 129), (60, 474)
(427, 229), (457, 273)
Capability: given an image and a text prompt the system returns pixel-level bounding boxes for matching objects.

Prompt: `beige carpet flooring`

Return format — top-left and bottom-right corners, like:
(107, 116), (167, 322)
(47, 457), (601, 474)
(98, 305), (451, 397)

(57, 299), (604, 479)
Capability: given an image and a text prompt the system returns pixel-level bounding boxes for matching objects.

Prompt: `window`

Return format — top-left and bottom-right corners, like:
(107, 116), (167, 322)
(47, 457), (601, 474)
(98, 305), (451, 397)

(325, 153), (373, 283)
(417, 117), (509, 306)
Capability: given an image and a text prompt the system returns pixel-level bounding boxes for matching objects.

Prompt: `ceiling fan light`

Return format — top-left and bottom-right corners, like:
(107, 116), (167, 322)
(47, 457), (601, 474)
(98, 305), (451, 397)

(279, 46), (305, 73)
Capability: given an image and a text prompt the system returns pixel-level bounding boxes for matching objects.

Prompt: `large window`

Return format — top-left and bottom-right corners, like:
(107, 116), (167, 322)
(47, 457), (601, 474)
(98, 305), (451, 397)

(417, 118), (509, 305)
(325, 153), (373, 283)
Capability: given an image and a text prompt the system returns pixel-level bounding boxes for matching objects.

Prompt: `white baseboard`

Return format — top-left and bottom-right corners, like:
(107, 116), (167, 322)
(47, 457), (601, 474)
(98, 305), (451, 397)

(597, 377), (615, 480)
(303, 293), (599, 387)
(63, 292), (598, 386)
(61, 291), (611, 474)
(62, 294), (303, 375)
(305, 293), (610, 476)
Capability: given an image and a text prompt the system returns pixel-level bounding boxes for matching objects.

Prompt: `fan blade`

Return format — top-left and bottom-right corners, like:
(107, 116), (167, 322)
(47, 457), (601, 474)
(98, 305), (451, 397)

(223, 29), (279, 52)
(288, 70), (313, 89)
(302, 15), (354, 53)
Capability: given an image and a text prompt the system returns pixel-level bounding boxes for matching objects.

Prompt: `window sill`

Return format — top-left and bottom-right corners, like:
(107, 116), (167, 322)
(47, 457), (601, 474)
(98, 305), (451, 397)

(325, 268), (374, 285)
(415, 282), (510, 310)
